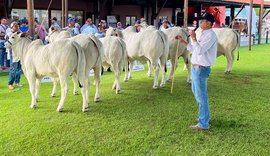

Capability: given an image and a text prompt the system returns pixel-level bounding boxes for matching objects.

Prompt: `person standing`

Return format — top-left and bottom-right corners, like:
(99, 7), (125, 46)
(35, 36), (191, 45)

(6, 22), (22, 90)
(19, 18), (29, 33)
(65, 17), (80, 36)
(50, 17), (60, 28)
(0, 17), (8, 70)
(34, 18), (47, 44)
(176, 13), (217, 130)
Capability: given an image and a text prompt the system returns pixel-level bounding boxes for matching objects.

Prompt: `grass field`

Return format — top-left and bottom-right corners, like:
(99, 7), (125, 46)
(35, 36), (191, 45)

(0, 44), (269, 155)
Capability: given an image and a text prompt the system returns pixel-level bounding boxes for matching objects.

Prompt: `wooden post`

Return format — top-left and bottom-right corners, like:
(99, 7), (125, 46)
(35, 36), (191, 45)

(258, 0), (264, 44)
(27, 0), (34, 39)
(248, 0), (253, 51)
(61, 0), (65, 27)
(266, 31), (269, 44)
(183, 0), (188, 27)
(65, 0), (68, 26)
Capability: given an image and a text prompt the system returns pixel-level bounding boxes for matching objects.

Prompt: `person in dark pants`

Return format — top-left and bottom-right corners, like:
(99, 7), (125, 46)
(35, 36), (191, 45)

(176, 13), (217, 131)
(6, 22), (22, 90)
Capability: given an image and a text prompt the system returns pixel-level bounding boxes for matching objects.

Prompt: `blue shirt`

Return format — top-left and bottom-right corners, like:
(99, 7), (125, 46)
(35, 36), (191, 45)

(20, 26), (28, 33)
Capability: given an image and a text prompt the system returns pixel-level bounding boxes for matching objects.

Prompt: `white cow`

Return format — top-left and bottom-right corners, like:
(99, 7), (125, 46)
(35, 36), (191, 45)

(46, 27), (103, 102)
(196, 27), (240, 73)
(120, 26), (169, 89)
(5, 32), (88, 112)
(100, 32), (128, 94)
(163, 27), (191, 83)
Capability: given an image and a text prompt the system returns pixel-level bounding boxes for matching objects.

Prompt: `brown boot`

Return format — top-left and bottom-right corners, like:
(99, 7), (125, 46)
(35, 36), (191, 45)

(8, 85), (14, 90)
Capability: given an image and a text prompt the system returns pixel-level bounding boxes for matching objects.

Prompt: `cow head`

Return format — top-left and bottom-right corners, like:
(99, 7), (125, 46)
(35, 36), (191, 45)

(106, 27), (123, 38)
(4, 32), (28, 48)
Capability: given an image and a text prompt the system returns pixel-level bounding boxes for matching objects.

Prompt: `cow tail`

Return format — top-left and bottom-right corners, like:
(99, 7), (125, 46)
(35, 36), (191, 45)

(117, 38), (128, 71)
(158, 31), (169, 72)
(232, 29), (241, 61)
(73, 41), (85, 88)
(88, 34), (104, 67)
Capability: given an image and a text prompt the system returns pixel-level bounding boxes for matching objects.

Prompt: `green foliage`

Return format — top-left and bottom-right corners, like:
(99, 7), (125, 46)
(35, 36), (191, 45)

(0, 44), (270, 155)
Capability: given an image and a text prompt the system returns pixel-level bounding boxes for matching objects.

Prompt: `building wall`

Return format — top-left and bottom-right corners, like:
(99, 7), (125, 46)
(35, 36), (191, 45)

(111, 5), (142, 27)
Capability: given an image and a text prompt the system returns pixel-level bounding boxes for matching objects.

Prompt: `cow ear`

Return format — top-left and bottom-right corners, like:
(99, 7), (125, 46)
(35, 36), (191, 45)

(20, 32), (29, 38)
(51, 26), (57, 31)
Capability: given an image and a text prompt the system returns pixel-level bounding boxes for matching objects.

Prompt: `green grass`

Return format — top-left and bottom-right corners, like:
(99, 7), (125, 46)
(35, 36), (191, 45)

(0, 44), (270, 155)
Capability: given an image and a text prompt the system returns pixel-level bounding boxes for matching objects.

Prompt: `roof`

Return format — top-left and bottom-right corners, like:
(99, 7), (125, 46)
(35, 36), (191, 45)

(223, 0), (270, 6)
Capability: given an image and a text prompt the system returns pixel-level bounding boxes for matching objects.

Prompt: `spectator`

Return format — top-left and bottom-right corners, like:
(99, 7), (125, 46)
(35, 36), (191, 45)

(6, 22), (22, 90)
(50, 17), (60, 28)
(100, 20), (108, 32)
(19, 18), (29, 33)
(80, 18), (97, 32)
(159, 19), (171, 32)
(116, 22), (124, 31)
(0, 17), (8, 70)
(95, 24), (105, 38)
(65, 17), (80, 36)
(34, 18), (47, 43)
(134, 19), (142, 32)
(81, 19), (97, 35)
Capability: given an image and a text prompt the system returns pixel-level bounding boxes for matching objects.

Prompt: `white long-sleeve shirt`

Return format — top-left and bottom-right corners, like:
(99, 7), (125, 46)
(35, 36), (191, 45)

(187, 28), (217, 67)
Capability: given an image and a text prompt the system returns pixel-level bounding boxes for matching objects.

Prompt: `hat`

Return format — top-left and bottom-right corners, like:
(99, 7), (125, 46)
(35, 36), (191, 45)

(199, 13), (215, 24)
(10, 21), (18, 28)
(67, 17), (75, 23)
(51, 17), (57, 21)
(162, 19), (168, 23)
(135, 20), (141, 24)
(20, 18), (28, 24)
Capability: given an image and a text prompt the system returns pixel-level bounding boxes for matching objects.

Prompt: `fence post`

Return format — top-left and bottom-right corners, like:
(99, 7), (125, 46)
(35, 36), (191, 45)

(266, 31), (269, 44)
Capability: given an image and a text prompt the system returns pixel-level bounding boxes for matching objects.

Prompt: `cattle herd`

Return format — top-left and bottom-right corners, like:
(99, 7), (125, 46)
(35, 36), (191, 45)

(4, 25), (240, 112)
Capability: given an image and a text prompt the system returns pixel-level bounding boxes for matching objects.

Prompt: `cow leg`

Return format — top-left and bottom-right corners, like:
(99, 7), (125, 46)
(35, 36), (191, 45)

(168, 56), (178, 82)
(72, 74), (79, 95)
(225, 53), (233, 74)
(123, 58), (129, 82)
(81, 80), (88, 112)
(56, 77), (68, 112)
(182, 52), (191, 83)
(128, 61), (134, 80)
(160, 55), (167, 87)
(35, 79), (41, 102)
(116, 62), (122, 94)
(152, 60), (160, 89)
(51, 78), (57, 97)
(27, 75), (37, 109)
(93, 65), (101, 102)
(147, 60), (152, 77)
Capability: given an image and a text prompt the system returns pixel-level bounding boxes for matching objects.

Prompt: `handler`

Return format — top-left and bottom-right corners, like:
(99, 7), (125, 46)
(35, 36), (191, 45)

(176, 13), (217, 130)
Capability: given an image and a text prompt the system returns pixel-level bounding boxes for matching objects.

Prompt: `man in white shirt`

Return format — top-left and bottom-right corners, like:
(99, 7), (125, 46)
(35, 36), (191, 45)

(176, 13), (217, 130)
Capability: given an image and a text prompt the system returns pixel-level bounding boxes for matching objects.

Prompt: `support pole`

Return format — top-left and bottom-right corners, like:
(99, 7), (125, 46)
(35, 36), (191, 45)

(258, 0), (264, 44)
(27, 0), (34, 39)
(61, 0), (65, 27)
(248, 0), (253, 51)
(65, 0), (68, 26)
(183, 0), (188, 27)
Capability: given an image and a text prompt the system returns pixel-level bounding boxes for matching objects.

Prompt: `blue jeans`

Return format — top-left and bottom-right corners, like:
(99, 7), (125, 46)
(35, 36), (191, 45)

(191, 67), (211, 129)
(8, 55), (22, 85)
(0, 48), (6, 67)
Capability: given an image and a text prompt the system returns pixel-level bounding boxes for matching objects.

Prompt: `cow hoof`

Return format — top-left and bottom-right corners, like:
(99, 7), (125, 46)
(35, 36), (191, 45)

(187, 80), (192, 84)
(94, 97), (100, 102)
(153, 85), (158, 89)
(82, 107), (89, 112)
(51, 93), (56, 97)
(112, 85), (116, 90)
(116, 90), (121, 94)
(166, 79), (172, 82)
(30, 105), (37, 109)
(160, 83), (165, 88)
(74, 91), (79, 95)
(57, 108), (63, 112)
(147, 74), (151, 77)
(124, 78), (128, 82)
